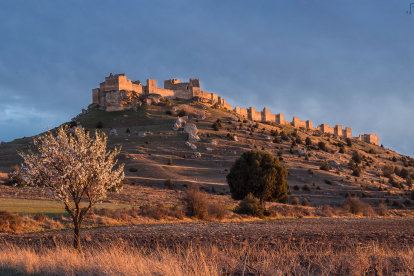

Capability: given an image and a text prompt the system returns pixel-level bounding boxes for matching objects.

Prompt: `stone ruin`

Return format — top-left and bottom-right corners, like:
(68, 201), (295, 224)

(89, 73), (379, 146)
(91, 73), (232, 112)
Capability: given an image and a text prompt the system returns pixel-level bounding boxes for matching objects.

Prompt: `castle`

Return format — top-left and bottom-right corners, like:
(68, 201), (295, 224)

(91, 73), (379, 145)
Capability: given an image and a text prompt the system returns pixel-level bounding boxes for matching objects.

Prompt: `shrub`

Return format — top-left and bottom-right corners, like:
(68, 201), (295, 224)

(325, 179), (333, 185)
(346, 138), (352, 147)
(401, 168), (409, 179)
(296, 137), (302, 144)
(303, 184), (311, 191)
(301, 198), (310, 206)
(352, 152), (362, 164)
(129, 167), (138, 172)
(291, 140), (297, 147)
(305, 137), (312, 146)
(183, 154), (187, 159)
(407, 177), (413, 188)
(126, 128), (130, 133)
(320, 163), (330, 171)
(164, 179), (173, 189)
(167, 158), (173, 166)
(376, 203), (388, 216)
(291, 197), (300, 205)
(178, 110), (188, 117)
(280, 132), (289, 141)
(207, 202), (227, 220)
(183, 185), (208, 219)
(352, 168), (361, 177)
(343, 197), (374, 215)
(293, 185), (299, 190)
(166, 110), (173, 115)
(392, 156), (397, 162)
(308, 169), (315, 175)
(318, 142), (326, 150)
(96, 121), (103, 129)
(316, 186), (322, 190)
(273, 137), (281, 143)
(235, 193), (264, 218)
(339, 147), (345, 154)
(33, 213), (47, 223)
(0, 211), (23, 232)
(394, 166), (401, 177)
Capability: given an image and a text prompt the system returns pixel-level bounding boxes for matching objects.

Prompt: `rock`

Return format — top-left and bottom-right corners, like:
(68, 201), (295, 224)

(185, 141), (192, 147)
(242, 131), (250, 135)
(181, 116), (188, 120)
(123, 115), (128, 117)
(184, 123), (198, 134)
(137, 132), (146, 137)
(192, 152), (201, 158)
(144, 98), (152, 105)
(0, 141), (5, 145)
(188, 133), (201, 143)
(264, 136), (271, 140)
(144, 131), (153, 135)
(233, 136), (239, 142)
(230, 117), (238, 122)
(190, 144), (197, 150)
(147, 94), (162, 103)
(173, 123), (180, 131)
(209, 139), (218, 145)
(109, 129), (118, 136)
(205, 147), (213, 152)
(175, 117), (186, 128)
(298, 149), (305, 155)
(194, 114), (206, 120)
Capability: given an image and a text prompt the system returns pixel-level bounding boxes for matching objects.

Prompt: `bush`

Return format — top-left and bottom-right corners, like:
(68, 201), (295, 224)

(129, 167), (138, 172)
(166, 110), (173, 115)
(291, 197), (300, 205)
(126, 128), (130, 133)
(320, 163), (330, 171)
(352, 168), (361, 177)
(207, 202), (227, 220)
(308, 169), (315, 175)
(33, 213), (47, 222)
(343, 197), (374, 216)
(164, 179), (174, 189)
(318, 142), (326, 150)
(305, 137), (312, 146)
(376, 203), (388, 216)
(325, 179), (333, 185)
(167, 158), (173, 166)
(0, 211), (23, 232)
(96, 121), (103, 129)
(339, 147), (345, 154)
(303, 184), (311, 191)
(316, 186), (322, 190)
(235, 193), (264, 218)
(178, 110), (188, 117)
(296, 137), (302, 144)
(183, 185), (208, 219)
(346, 138), (352, 147)
(293, 185), (299, 190)
(301, 198), (310, 206)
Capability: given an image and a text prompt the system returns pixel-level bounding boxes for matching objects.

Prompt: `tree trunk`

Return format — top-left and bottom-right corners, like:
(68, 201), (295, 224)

(73, 220), (81, 251)
(260, 197), (265, 210)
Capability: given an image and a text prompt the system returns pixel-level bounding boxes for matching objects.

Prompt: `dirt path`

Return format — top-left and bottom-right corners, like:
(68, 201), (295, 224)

(1, 218), (414, 249)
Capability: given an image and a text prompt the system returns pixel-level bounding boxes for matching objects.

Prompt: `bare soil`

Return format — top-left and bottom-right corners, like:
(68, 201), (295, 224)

(2, 218), (414, 249)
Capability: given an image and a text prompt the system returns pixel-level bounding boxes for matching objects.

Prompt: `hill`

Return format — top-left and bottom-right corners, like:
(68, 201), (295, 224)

(1, 98), (413, 210)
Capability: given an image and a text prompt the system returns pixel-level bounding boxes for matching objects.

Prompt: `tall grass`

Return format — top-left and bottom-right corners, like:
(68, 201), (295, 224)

(0, 241), (413, 275)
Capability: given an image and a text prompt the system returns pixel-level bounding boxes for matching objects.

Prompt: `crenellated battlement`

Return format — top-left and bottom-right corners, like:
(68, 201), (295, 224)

(91, 73), (379, 145)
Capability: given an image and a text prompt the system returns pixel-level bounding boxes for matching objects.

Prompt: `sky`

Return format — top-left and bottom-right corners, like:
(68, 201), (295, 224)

(0, 1), (413, 155)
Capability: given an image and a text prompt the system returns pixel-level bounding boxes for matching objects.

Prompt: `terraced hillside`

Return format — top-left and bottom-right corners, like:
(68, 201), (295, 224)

(0, 99), (413, 210)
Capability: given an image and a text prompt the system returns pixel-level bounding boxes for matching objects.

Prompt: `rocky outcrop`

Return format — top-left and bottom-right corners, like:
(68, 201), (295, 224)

(188, 133), (201, 143)
(102, 90), (141, 111)
(109, 129), (118, 136)
(184, 123), (198, 134)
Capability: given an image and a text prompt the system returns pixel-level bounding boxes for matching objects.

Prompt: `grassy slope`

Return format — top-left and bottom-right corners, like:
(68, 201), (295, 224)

(0, 99), (412, 213)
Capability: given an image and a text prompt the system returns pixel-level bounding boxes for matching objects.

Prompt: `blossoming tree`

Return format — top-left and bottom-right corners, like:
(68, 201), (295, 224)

(19, 126), (124, 250)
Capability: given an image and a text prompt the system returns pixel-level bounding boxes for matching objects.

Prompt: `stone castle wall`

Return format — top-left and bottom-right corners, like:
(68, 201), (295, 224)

(91, 73), (378, 145)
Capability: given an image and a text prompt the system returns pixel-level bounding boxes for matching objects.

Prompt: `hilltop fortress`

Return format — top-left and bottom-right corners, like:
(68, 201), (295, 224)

(91, 73), (379, 145)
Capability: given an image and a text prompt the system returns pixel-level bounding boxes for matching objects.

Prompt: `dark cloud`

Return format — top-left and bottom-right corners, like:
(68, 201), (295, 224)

(0, 1), (413, 156)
